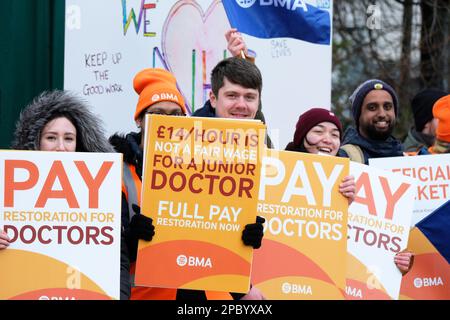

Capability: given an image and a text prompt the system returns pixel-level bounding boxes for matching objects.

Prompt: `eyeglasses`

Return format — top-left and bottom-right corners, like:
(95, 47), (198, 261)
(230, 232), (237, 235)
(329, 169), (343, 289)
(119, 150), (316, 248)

(146, 110), (185, 117)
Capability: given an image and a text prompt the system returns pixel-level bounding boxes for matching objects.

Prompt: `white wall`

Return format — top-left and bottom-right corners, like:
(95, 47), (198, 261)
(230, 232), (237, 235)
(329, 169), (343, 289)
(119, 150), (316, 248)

(64, 0), (332, 149)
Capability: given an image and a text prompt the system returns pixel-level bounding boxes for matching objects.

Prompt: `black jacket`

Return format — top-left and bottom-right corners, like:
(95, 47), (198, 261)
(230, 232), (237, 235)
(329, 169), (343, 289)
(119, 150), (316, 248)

(109, 132), (143, 256)
(120, 233), (131, 299)
(191, 100), (216, 118)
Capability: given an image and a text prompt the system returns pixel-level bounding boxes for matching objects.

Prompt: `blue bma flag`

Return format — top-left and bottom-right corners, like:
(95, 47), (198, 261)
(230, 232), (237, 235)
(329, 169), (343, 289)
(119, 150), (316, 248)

(222, 0), (331, 45)
(416, 200), (450, 264)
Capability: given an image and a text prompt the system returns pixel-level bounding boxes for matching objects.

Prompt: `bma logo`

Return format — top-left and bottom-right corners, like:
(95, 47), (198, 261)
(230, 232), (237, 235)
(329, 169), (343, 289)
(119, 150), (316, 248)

(39, 296), (76, 300)
(236, 0), (257, 8)
(413, 277), (444, 288)
(237, 0), (308, 11)
(176, 255), (212, 268)
(152, 93), (179, 102)
(345, 286), (363, 298)
(281, 282), (312, 295)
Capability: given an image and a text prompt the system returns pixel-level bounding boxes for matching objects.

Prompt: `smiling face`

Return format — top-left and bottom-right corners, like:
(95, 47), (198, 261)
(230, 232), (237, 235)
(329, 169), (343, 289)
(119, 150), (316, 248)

(359, 90), (396, 140)
(303, 121), (341, 156)
(209, 77), (259, 119)
(39, 117), (77, 152)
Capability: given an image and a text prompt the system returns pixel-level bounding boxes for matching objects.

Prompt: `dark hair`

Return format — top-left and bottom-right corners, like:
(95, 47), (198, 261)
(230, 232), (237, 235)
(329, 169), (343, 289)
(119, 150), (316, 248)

(43, 112), (85, 152)
(210, 57), (262, 97)
(285, 141), (308, 153)
(12, 90), (114, 153)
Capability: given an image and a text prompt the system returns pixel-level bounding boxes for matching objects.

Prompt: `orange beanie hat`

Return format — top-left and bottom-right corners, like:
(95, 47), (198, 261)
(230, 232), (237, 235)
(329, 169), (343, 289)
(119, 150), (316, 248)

(433, 94), (450, 142)
(133, 68), (186, 120)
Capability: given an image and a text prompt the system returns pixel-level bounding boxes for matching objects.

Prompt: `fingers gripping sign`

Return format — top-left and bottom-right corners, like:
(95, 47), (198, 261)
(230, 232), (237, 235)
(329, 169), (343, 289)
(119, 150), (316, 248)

(225, 28), (248, 58)
(0, 229), (11, 249)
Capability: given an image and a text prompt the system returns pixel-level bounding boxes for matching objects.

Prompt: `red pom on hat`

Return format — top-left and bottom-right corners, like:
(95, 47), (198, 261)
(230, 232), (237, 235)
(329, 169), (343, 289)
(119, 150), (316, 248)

(133, 68), (186, 120)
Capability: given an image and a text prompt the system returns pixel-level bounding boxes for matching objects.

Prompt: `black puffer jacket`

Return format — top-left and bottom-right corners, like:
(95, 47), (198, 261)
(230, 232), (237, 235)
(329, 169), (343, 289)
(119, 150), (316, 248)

(109, 132), (143, 238)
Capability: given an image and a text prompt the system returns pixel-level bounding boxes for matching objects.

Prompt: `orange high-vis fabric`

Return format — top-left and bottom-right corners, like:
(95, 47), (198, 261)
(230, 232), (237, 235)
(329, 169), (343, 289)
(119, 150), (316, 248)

(122, 163), (142, 222)
(121, 182), (128, 199)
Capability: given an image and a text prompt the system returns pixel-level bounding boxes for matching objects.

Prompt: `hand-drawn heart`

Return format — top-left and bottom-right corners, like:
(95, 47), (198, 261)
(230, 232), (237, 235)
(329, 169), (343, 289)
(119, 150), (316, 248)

(161, 0), (231, 113)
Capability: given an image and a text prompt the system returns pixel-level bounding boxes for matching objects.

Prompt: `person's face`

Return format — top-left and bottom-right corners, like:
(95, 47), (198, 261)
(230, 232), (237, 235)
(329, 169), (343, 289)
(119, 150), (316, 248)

(358, 90), (396, 140)
(422, 118), (438, 136)
(135, 101), (184, 147)
(39, 117), (77, 152)
(210, 77), (259, 119)
(304, 122), (341, 156)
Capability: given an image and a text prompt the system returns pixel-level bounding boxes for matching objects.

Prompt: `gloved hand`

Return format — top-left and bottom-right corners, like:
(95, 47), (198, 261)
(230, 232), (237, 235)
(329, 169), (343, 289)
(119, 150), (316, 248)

(242, 216), (265, 249)
(129, 204), (155, 241)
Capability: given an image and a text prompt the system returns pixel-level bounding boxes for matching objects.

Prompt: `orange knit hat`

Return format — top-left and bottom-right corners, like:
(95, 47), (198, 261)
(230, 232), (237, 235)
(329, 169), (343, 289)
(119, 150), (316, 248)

(133, 68), (186, 120)
(433, 94), (450, 142)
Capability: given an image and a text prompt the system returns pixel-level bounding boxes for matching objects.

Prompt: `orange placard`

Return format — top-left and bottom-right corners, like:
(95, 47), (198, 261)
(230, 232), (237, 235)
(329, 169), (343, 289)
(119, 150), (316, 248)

(135, 115), (266, 293)
(252, 149), (349, 299)
(399, 228), (450, 300)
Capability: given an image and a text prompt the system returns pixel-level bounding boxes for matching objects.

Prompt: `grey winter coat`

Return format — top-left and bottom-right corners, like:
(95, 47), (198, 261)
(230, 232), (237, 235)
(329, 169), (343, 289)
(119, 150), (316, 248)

(10, 90), (130, 299)
(402, 127), (435, 153)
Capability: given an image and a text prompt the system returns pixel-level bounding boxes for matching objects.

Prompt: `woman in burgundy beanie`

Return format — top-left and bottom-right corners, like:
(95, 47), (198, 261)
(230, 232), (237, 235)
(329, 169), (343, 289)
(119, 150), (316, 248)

(286, 108), (343, 154)
(286, 107), (354, 203)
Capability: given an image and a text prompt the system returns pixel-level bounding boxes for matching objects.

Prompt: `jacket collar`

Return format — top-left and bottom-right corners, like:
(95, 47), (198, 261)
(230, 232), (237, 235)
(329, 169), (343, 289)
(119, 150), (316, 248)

(191, 100), (216, 118)
(342, 127), (404, 158)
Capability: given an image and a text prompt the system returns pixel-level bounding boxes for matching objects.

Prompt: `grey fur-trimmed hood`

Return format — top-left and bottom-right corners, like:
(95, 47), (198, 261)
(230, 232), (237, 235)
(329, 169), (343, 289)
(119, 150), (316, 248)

(12, 90), (114, 153)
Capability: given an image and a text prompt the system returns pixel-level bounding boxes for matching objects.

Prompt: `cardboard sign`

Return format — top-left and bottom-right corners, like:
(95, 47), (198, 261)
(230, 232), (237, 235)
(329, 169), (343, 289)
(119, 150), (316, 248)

(252, 149), (349, 299)
(135, 115), (266, 293)
(0, 151), (123, 300)
(369, 154), (450, 226)
(346, 162), (416, 300)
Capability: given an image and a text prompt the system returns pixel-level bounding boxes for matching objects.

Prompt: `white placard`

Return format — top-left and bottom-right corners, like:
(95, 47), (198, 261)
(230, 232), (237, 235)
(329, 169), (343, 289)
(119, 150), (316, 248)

(0, 151), (122, 300)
